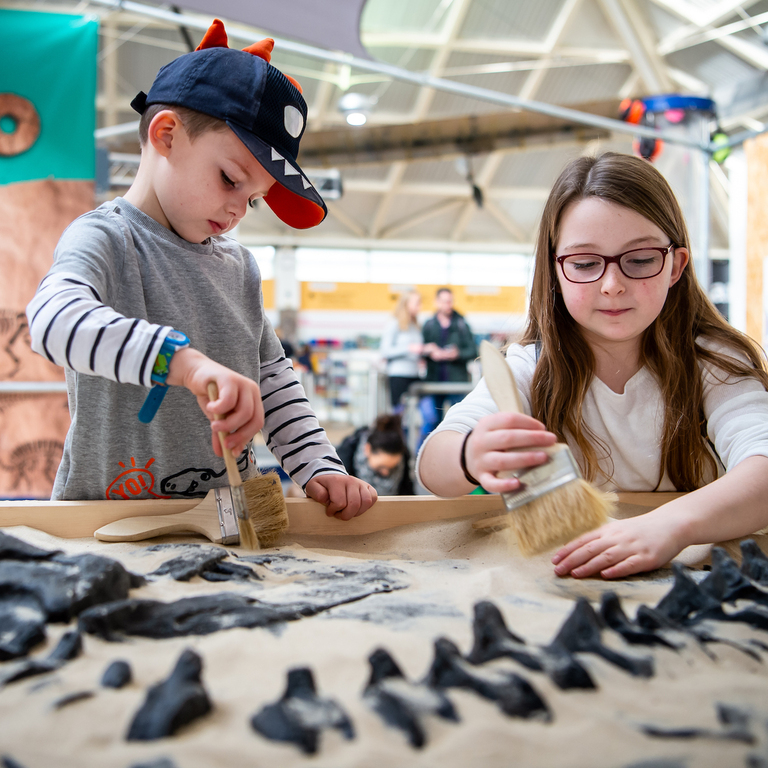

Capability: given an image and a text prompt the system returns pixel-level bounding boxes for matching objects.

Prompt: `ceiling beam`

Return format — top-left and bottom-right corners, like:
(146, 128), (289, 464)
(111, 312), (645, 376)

(450, 151), (506, 240)
(325, 202), (367, 238)
(369, 161), (408, 237)
(379, 199), (465, 238)
(411, 0), (475, 121)
(519, 0), (583, 102)
(300, 100), (617, 166)
(598, 0), (673, 93)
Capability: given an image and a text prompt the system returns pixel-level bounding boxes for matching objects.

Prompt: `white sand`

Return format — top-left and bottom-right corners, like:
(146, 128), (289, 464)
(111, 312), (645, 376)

(1, 520), (767, 768)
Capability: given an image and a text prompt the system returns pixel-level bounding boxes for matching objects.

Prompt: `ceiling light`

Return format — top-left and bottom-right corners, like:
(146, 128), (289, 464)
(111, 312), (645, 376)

(337, 92), (377, 127)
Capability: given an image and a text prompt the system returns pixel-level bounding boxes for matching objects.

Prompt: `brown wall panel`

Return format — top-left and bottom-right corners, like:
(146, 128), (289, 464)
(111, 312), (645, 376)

(0, 178), (93, 498)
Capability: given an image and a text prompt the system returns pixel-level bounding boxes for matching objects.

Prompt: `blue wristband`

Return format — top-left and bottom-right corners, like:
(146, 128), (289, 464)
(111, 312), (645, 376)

(138, 330), (190, 423)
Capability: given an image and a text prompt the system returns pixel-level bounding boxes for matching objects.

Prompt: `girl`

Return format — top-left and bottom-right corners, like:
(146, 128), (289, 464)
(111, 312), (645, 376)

(380, 290), (423, 412)
(417, 152), (768, 579)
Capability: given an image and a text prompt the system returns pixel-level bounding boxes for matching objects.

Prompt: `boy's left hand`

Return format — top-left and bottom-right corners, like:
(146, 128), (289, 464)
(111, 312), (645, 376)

(305, 474), (377, 520)
(551, 513), (682, 579)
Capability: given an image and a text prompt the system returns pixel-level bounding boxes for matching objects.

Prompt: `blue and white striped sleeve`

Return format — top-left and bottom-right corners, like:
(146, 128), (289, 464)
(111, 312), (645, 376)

(259, 355), (347, 489)
(26, 271), (170, 387)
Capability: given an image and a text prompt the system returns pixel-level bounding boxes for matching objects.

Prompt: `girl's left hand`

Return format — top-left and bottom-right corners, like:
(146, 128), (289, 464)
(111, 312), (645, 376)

(551, 513), (683, 579)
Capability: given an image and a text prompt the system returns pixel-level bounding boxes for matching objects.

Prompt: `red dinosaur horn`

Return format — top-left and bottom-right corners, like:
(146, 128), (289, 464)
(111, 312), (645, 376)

(242, 37), (303, 93)
(196, 18), (228, 50)
(242, 38), (274, 62)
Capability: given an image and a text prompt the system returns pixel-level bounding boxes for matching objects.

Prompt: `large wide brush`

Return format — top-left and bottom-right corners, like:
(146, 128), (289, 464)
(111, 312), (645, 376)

(478, 340), (614, 555)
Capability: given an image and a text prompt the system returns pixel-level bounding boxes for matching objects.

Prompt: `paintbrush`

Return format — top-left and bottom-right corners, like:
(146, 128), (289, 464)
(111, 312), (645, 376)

(478, 340), (615, 555)
(206, 381), (289, 549)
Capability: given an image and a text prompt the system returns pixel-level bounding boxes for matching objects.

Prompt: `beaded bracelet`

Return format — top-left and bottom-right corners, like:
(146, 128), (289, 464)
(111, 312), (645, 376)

(459, 429), (480, 487)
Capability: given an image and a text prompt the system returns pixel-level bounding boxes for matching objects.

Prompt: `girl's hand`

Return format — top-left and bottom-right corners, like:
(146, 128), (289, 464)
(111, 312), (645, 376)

(551, 513), (684, 579)
(305, 474), (377, 520)
(465, 412), (557, 494)
(168, 347), (265, 457)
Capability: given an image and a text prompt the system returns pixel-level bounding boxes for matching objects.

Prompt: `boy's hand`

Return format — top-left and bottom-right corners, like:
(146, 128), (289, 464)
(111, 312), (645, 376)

(167, 347), (264, 457)
(551, 512), (683, 579)
(465, 411), (556, 494)
(305, 474), (377, 520)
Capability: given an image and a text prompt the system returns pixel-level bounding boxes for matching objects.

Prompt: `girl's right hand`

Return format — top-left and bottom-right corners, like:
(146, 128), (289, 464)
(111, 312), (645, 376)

(464, 412), (557, 494)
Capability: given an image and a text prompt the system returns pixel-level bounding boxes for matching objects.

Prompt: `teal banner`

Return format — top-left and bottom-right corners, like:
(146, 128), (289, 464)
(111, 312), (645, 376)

(0, 10), (98, 185)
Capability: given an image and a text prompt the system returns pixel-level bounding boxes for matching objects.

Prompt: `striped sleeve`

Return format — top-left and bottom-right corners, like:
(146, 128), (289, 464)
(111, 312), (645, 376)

(259, 356), (347, 489)
(26, 271), (171, 387)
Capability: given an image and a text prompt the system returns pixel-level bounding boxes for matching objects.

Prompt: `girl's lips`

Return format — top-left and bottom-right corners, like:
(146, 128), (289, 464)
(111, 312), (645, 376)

(599, 309), (630, 316)
(209, 220), (224, 233)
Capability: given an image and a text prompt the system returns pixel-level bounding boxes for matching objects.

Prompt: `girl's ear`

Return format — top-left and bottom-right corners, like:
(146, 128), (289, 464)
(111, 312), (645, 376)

(147, 110), (182, 156)
(669, 246), (690, 286)
(363, 442), (372, 460)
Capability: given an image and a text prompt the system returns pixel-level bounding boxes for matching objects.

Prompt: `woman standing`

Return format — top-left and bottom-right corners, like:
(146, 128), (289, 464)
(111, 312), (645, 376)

(379, 290), (423, 412)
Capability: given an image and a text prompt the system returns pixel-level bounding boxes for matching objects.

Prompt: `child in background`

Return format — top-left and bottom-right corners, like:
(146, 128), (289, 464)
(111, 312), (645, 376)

(26, 20), (376, 520)
(336, 414), (413, 496)
(418, 152), (768, 578)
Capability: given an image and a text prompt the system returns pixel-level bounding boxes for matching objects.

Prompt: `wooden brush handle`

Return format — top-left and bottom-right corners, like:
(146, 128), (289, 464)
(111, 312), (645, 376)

(207, 381), (242, 488)
(479, 340), (523, 414)
(95, 514), (220, 542)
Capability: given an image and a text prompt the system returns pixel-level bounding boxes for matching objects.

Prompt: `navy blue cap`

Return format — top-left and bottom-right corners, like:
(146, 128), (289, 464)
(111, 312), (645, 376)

(131, 47), (327, 229)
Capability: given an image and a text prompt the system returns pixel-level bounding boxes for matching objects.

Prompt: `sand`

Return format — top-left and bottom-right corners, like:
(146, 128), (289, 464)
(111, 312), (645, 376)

(1, 519), (767, 768)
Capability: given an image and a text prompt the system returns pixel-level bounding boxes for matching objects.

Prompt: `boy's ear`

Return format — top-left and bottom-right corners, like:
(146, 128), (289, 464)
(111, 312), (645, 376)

(669, 246), (689, 286)
(147, 110), (182, 156)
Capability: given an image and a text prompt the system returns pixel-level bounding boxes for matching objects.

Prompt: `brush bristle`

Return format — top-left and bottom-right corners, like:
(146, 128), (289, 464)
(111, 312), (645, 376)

(241, 471), (290, 549)
(506, 479), (616, 556)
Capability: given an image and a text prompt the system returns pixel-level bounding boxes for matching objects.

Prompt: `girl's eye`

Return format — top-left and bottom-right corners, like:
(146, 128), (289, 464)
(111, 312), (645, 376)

(248, 198), (258, 209)
(221, 172), (236, 187)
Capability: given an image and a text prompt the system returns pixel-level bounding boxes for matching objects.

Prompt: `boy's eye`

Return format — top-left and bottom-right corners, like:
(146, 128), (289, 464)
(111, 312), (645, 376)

(248, 198), (258, 209)
(221, 172), (236, 187)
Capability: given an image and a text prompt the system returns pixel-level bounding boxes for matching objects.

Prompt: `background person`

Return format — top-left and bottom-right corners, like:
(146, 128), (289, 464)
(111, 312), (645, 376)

(336, 414), (413, 496)
(419, 287), (477, 444)
(379, 289), (423, 412)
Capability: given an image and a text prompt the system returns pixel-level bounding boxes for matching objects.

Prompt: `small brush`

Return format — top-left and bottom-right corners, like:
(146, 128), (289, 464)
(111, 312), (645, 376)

(478, 340), (614, 555)
(207, 382), (289, 549)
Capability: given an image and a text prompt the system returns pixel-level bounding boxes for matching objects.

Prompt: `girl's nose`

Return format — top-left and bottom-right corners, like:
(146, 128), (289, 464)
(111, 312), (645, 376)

(600, 263), (626, 294)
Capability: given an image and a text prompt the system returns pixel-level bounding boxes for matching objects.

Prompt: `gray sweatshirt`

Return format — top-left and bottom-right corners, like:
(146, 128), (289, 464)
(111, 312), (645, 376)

(27, 198), (345, 500)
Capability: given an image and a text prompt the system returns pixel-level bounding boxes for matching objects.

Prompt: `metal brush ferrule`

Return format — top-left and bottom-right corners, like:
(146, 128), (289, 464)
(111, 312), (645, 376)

(501, 449), (582, 513)
(214, 487), (240, 545)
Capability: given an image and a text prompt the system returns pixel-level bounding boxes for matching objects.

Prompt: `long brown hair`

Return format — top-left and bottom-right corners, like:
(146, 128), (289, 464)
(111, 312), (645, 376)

(522, 152), (768, 490)
(394, 290), (421, 332)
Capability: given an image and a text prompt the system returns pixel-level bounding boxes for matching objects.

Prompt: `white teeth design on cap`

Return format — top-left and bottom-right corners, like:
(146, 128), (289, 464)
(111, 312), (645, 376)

(302, 176), (311, 189)
(284, 105), (304, 138)
(271, 148), (284, 162)
(284, 162), (299, 176)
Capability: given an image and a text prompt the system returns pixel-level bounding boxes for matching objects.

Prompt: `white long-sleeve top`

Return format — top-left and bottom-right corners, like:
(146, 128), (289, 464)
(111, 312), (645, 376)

(416, 341), (768, 492)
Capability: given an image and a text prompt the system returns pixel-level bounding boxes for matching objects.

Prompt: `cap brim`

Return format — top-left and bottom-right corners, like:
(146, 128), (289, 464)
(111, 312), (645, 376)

(228, 123), (327, 230)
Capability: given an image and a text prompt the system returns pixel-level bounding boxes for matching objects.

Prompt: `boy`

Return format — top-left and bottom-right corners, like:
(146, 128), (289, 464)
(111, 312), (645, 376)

(26, 20), (376, 520)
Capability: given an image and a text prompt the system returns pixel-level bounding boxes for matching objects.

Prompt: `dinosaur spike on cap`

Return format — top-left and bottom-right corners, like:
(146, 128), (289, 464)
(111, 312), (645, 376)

(196, 18), (229, 51)
(242, 38), (274, 63)
(133, 18), (326, 228)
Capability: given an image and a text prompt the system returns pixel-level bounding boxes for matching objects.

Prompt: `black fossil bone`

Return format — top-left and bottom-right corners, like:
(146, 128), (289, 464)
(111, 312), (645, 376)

(126, 649), (212, 741)
(363, 647), (458, 749)
(425, 637), (551, 721)
(548, 598), (654, 678)
(466, 599), (595, 690)
(251, 667), (354, 754)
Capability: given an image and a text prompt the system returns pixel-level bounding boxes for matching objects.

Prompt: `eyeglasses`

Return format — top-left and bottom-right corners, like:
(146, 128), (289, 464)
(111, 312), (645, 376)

(555, 244), (676, 284)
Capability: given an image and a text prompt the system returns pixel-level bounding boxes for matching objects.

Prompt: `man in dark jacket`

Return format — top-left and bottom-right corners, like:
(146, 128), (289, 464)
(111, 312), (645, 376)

(419, 287), (477, 444)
